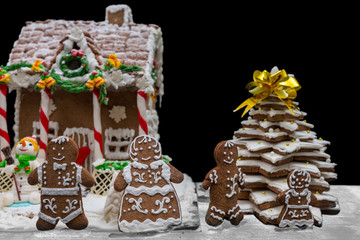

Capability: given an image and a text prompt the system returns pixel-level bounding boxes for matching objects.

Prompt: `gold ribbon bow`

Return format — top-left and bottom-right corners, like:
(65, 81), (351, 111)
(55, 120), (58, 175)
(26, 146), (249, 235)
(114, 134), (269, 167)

(234, 69), (301, 117)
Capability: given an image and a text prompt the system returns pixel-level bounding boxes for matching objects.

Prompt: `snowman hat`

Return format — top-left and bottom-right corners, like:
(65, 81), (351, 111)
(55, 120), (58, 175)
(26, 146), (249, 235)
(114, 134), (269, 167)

(15, 135), (39, 152)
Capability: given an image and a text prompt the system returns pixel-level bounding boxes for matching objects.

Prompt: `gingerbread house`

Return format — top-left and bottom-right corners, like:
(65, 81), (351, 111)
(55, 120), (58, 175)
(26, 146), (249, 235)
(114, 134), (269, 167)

(3, 5), (164, 177)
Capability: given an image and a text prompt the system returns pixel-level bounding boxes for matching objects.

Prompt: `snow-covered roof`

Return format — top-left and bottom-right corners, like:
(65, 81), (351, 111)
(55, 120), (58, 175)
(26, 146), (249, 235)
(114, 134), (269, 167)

(7, 5), (163, 95)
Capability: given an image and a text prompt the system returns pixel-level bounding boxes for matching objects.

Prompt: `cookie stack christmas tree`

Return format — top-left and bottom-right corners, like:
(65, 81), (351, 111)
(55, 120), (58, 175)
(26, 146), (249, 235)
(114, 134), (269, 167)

(233, 67), (339, 227)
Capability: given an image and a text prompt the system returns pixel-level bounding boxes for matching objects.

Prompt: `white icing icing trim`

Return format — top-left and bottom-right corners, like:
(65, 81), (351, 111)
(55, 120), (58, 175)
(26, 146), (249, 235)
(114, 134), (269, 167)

(150, 160), (170, 182)
(38, 200), (83, 225)
(226, 173), (238, 198)
(43, 198), (57, 214)
(209, 169), (218, 184)
(128, 198), (148, 214)
(122, 165), (132, 184)
(104, 128), (135, 160)
(41, 186), (79, 196)
(53, 162), (67, 171)
(151, 196), (170, 214)
(124, 185), (174, 196)
(118, 217), (181, 232)
(210, 206), (225, 215)
(51, 136), (69, 144)
(133, 172), (146, 183)
(62, 199), (78, 214)
(131, 161), (148, 169)
(210, 213), (224, 222)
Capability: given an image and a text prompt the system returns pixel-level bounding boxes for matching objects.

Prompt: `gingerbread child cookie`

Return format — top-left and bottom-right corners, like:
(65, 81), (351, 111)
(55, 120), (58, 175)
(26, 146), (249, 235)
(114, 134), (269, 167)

(28, 136), (95, 230)
(277, 169), (322, 228)
(202, 140), (245, 226)
(114, 135), (184, 232)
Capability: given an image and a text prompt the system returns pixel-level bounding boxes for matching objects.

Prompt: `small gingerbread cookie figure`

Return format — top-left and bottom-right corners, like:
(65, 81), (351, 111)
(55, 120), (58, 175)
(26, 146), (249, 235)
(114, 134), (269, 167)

(28, 136), (95, 230)
(202, 140), (245, 226)
(114, 135), (184, 232)
(277, 169), (321, 228)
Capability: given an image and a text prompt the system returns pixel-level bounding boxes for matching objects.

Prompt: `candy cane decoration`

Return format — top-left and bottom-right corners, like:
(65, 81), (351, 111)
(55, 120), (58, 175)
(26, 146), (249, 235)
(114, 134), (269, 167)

(0, 84), (10, 161)
(92, 87), (104, 160)
(38, 87), (52, 161)
(137, 90), (148, 135)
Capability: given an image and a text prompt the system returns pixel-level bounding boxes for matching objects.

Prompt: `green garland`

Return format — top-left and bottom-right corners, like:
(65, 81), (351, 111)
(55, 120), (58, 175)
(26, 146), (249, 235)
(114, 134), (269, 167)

(95, 160), (130, 171)
(1, 61), (33, 72)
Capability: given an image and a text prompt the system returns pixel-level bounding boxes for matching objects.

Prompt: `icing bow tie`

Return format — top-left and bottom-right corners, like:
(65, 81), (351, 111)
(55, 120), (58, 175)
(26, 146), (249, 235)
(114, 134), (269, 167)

(53, 162), (67, 171)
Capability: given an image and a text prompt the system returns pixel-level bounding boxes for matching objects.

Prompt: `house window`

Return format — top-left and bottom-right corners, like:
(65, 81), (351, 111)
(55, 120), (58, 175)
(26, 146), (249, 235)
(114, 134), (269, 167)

(104, 128), (135, 160)
(32, 121), (59, 140)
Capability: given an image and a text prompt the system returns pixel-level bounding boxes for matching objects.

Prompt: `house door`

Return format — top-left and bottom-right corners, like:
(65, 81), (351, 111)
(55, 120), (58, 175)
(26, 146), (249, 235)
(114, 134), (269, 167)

(63, 127), (95, 173)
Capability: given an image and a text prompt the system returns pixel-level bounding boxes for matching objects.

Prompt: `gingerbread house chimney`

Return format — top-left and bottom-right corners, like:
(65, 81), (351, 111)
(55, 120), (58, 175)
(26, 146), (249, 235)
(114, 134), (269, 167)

(106, 5), (134, 27)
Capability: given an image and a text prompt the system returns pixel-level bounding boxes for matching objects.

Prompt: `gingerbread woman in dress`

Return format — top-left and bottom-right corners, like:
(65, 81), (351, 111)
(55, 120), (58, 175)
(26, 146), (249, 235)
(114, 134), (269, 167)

(202, 140), (245, 226)
(114, 135), (184, 232)
(277, 169), (322, 228)
(28, 136), (95, 230)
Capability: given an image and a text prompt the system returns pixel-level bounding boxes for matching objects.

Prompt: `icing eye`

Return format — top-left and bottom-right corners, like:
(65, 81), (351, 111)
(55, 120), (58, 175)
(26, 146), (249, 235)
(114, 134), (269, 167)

(224, 152), (227, 155)
(53, 147), (56, 150)
(148, 146), (152, 150)
(230, 152), (233, 155)
(140, 147), (143, 151)
(29, 143), (33, 146)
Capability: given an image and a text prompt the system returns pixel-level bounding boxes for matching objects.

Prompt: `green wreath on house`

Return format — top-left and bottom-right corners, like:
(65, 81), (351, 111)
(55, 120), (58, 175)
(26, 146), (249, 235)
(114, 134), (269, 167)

(59, 50), (89, 78)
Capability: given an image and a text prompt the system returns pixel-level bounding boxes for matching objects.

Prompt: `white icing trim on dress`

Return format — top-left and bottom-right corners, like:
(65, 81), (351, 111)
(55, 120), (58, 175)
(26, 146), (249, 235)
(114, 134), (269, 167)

(124, 185), (174, 196)
(118, 217), (181, 232)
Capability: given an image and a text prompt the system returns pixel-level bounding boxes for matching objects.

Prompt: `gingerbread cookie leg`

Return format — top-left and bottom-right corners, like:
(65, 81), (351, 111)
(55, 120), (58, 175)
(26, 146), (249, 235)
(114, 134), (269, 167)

(65, 213), (89, 230)
(36, 217), (58, 231)
(228, 204), (244, 226)
(205, 204), (225, 226)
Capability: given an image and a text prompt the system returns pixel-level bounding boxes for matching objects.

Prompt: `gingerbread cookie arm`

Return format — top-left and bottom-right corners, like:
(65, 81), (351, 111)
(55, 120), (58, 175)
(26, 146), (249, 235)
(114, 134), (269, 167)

(169, 163), (184, 184)
(276, 190), (286, 204)
(310, 192), (321, 207)
(202, 167), (217, 190)
(27, 167), (39, 185)
(114, 170), (128, 192)
(80, 167), (95, 188)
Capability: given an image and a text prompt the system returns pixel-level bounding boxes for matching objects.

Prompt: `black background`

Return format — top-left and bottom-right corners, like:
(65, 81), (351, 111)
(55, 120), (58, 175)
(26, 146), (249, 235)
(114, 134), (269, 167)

(0, 1), (358, 184)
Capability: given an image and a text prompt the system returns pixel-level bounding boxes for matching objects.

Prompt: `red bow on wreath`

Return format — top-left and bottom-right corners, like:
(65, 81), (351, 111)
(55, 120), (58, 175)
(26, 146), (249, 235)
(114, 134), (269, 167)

(71, 49), (84, 57)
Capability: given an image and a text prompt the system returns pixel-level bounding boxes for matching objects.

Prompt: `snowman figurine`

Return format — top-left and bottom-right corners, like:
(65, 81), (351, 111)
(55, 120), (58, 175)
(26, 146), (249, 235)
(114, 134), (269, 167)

(0, 136), (41, 207)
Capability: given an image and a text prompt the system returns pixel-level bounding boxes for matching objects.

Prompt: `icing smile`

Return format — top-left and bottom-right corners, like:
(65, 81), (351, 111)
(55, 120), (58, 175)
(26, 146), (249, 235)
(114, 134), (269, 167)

(223, 159), (234, 164)
(53, 156), (65, 161)
(19, 148), (28, 152)
(141, 156), (151, 161)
